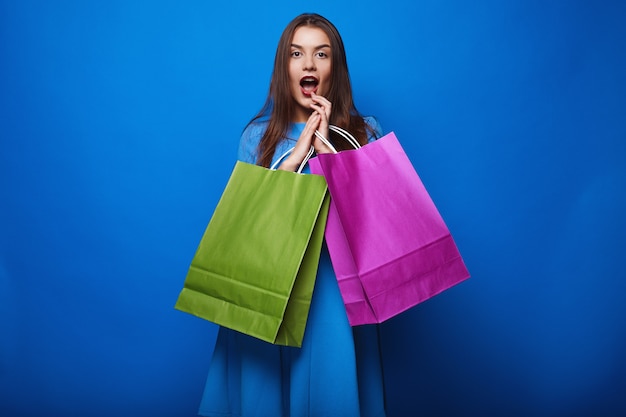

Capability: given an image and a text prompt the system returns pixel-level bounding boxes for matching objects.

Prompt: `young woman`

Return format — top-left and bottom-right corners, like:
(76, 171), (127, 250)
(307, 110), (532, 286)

(198, 13), (386, 417)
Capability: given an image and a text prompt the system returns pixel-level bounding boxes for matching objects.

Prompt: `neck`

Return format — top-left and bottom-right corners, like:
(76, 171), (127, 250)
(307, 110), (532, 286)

(292, 105), (311, 123)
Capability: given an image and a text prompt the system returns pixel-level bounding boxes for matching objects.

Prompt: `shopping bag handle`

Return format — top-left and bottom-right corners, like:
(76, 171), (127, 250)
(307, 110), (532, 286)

(270, 124), (356, 171)
(270, 145), (315, 173)
(314, 125), (361, 154)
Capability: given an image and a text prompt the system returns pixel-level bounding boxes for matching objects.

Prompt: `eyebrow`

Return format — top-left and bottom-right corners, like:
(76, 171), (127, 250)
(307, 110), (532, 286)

(290, 43), (331, 49)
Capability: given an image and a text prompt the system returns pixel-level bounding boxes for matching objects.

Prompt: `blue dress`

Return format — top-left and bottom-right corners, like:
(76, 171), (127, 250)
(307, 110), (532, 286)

(198, 119), (387, 417)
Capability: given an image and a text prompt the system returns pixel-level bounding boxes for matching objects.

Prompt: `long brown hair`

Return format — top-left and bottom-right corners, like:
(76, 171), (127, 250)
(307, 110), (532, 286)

(251, 13), (374, 167)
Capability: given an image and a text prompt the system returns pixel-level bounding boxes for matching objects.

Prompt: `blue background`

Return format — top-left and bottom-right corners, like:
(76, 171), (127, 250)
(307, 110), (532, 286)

(1, 1), (625, 416)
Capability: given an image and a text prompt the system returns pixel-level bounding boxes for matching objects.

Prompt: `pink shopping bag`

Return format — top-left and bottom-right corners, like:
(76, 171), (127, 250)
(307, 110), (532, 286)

(309, 158), (376, 326)
(310, 130), (469, 325)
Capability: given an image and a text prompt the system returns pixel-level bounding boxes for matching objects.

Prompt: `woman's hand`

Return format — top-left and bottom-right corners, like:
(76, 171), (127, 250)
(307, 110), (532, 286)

(278, 93), (334, 171)
(278, 112), (321, 171)
(310, 92), (333, 154)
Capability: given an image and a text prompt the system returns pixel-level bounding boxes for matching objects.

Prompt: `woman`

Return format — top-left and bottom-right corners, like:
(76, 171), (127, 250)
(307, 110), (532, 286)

(198, 13), (386, 417)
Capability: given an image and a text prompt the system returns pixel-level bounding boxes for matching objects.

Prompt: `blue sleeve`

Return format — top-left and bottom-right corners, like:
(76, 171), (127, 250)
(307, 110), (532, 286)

(237, 121), (267, 164)
(364, 116), (383, 143)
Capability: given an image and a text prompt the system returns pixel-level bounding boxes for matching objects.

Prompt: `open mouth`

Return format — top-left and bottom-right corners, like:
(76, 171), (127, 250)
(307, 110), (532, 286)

(299, 76), (319, 96)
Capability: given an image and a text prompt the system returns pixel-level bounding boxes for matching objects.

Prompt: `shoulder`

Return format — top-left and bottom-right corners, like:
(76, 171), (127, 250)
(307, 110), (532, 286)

(237, 119), (269, 164)
(241, 119), (269, 142)
(363, 116), (383, 142)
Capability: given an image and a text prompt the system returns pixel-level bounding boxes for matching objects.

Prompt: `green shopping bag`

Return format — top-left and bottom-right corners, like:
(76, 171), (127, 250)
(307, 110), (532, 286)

(175, 159), (330, 347)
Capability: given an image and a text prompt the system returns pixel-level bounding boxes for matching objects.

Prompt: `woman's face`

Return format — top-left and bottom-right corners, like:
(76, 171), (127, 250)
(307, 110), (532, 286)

(288, 25), (332, 122)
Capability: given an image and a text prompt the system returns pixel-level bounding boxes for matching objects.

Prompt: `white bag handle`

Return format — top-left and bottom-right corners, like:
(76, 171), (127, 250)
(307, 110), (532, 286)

(271, 124), (358, 171)
(314, 125), (361, 154)
(270, 145), (315, 173)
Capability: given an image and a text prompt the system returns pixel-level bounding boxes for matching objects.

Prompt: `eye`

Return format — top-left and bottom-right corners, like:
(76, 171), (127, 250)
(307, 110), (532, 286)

(291, 50), (302, 58)
(316, 51), (328, 58)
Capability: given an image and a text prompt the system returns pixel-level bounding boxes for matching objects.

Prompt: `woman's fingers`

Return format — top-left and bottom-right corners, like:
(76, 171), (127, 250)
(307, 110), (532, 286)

(313, 133), (334, 154)
(310, 93), (332, 122)
(310, 92), (331, 151)
(308, 111), (334, 155)
(278, 113), (320, 170)
(300, 112), (321, 146)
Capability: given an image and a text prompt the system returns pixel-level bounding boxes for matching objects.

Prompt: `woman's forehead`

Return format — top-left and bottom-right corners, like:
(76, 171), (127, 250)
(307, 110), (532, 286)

(291, 26), (331, 48)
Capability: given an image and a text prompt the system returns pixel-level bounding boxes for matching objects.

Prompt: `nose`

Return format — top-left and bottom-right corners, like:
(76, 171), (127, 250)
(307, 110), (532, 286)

(303, 54), (316, 71)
